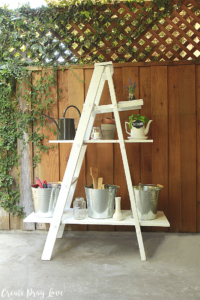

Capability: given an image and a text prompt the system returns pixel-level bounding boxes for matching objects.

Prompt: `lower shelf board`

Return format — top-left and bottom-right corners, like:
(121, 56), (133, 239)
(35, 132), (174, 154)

(23, 210), (170, 227)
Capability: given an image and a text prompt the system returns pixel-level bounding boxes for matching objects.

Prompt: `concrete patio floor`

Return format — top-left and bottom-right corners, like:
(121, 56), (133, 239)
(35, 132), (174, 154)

(0, 230), (199, 300)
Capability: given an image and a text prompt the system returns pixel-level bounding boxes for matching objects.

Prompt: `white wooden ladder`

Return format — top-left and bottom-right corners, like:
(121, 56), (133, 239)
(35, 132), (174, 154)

(41, 62), (146, 261)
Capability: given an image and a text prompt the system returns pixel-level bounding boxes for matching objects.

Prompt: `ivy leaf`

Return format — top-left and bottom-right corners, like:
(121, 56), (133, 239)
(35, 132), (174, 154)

(81, 11), (90, 18)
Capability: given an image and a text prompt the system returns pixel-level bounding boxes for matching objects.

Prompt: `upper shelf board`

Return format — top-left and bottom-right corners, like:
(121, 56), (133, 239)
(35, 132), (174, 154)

(49, 139), (153, 143)
(92, 100), (143, 114)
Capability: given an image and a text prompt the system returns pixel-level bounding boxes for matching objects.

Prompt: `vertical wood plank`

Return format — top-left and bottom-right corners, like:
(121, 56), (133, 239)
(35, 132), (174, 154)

(168, 66), (181, 232)
(197, 65), (200, 233)
(85, 67), (114, 231)
(139, 66), (153, 232)
(151, 66), (168, 232)
(58, 68), (86, 231)
(9, 165), (23, 230)
(140, 67), (152, 184)
(178, 64), (196, 233)
(33, 70), (59, 230)
(17, 80), (35, 230)
(34, 70), (59, 183)
(0, 208), (9, 230)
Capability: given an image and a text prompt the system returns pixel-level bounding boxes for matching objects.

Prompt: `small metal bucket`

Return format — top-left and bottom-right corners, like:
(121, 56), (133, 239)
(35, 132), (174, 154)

(31, 185), (60, 218)
(132, 184), (162, 220)
(85, 184), (118, 219)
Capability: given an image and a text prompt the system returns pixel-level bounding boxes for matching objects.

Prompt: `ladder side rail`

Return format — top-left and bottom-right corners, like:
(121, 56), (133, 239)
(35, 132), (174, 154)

(84, 62), (113, 140)
(41, 65), (105, 261)
(64, 145), (87, 208)
(56, 224), (65, 239)
(55, 145), (88, 239)
(106, 67), (146, 261)
(84, 77), (106, 140)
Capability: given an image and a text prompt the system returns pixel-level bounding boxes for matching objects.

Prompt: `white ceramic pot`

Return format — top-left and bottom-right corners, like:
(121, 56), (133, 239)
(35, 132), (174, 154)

(125, 120), (152, 139)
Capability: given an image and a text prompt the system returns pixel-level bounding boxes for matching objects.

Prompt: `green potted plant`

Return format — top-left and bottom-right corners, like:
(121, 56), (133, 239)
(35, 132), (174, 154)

(125, 78), (137, 100)
(128, 114), (149, 129)
(125, 114), (152, 139)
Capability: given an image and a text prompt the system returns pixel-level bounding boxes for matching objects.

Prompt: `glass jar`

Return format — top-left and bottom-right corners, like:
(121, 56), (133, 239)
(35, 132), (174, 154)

(91, 127), (103, 140)
(73, 197), (86, 220)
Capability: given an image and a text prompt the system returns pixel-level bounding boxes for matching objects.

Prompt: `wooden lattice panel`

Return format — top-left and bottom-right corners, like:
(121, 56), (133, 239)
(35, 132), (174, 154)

(68, 0), (200, 62)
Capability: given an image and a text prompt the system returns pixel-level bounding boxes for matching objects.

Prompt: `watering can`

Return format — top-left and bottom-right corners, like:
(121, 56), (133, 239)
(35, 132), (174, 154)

(125, 120), (153, 139)
(43, 105), (81, 140)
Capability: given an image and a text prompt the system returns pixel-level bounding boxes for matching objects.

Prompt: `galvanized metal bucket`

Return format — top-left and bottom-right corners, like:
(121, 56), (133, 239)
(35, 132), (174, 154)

(132, 184), (162, 220)
(85, 184), (118, 219)
(31, 185), (60, 218)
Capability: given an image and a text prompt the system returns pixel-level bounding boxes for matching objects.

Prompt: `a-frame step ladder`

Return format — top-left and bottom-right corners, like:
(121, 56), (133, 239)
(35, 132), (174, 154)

(41, 62), (147, 261)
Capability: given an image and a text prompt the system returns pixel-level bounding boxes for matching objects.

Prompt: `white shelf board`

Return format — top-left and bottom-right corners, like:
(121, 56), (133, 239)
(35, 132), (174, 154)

(125, 139), (153, 143)
(23, 210), (170, 227)
(49, 140), (74, 143)
(84, 140), (119, 143)
(92, 100), (143, 114)
(49, 139), (153, 143)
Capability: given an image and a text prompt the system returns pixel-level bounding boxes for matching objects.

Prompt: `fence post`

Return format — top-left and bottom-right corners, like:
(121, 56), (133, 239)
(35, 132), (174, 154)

(17, 81), (35, 231)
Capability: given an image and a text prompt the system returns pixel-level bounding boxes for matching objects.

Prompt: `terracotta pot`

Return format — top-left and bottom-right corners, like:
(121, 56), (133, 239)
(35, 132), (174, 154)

(101, 117), (115, 124)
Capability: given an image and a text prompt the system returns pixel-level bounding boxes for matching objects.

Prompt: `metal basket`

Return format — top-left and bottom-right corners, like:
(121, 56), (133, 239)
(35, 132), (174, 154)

(132, 184), (162, 220)
(85, 184), (118, 219)
(31, 184), (60, 218)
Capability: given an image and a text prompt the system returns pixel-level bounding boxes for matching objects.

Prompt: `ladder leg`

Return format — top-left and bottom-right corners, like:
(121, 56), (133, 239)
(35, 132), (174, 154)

(41, 65), (106, 260)
(106, 67), (146, 261)
(55, 144), (88, 240)
(84, 77), (106, 140)
(41, 145), (87, 260)
(56, 224), (65, 238)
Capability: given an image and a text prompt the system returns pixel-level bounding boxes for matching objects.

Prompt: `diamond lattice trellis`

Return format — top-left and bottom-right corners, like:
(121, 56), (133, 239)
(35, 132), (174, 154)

(67, 0), (200, 62)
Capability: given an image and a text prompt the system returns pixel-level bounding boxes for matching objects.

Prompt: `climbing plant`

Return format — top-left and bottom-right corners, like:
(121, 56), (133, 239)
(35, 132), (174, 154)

(0, 0), (199, 216)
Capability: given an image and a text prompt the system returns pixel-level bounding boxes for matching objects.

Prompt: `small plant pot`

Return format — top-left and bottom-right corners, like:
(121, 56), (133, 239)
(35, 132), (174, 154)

(101, 123), (116, 140)
(129, 93), (136, 101)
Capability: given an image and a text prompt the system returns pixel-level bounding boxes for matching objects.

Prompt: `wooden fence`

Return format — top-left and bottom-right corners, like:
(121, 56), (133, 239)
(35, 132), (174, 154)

(1, 60), (200, 233)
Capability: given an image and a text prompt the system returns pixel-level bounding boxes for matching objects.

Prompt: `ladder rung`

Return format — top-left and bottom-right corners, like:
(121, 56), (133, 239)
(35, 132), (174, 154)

(60, 177), (78, 187)
(92, 100), (143, 115)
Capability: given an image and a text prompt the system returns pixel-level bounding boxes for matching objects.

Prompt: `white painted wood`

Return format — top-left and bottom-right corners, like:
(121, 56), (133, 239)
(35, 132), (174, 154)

(24, 210), (170, 227)
(41, 65), (108, 261)
(50, 139), (153, 143)
(92, 100), (143, 115)
(56, 224), (65, 238)
(84, 77), (106, 140)
(125, 139), (153, 143)
(106, 66), (146, 261)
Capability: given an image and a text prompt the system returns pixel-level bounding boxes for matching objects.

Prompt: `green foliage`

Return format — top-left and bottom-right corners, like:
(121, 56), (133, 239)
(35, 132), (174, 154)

(0, 60), (58, 216)
(0, 0), (185, 65)
(128, 114), (148, 129)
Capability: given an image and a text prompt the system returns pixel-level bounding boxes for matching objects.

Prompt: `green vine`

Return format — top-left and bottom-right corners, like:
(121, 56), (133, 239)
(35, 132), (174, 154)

(0, 0), (199, 216)
(0, 62), (59, 216)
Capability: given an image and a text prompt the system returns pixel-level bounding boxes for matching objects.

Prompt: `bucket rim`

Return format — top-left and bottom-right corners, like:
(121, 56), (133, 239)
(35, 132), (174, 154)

(133, 184), (162, 191)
